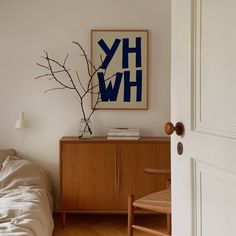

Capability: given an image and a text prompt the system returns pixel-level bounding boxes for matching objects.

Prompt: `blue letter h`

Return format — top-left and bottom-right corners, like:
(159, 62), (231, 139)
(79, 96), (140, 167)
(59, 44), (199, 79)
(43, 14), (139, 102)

(122, 37), (142, 69)
(124, 70), (142, 102)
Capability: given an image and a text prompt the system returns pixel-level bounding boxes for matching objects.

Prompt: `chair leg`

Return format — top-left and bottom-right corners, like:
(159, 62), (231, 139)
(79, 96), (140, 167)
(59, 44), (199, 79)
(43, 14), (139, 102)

(128, 195), (134, 236)
(167, 214), (171, 235)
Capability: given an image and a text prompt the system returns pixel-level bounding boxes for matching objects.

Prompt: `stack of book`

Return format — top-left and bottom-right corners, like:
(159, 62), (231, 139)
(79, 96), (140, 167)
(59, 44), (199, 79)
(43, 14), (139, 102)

(107, 128), (141, 140)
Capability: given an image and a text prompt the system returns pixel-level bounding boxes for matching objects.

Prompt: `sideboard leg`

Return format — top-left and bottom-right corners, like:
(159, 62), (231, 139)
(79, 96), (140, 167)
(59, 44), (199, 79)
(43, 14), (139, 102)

(61, 212), (66, 228)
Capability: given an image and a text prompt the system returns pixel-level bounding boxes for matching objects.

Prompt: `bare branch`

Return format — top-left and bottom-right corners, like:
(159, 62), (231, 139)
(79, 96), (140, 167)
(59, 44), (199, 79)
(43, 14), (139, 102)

(44, 87), (69, 93)
(73, 95), (82, 104)
(89, 73), (116, 91)
(43, 52), (83, 99)
(35, 73), (52, 79)
(35, 69), (69, 80)
(36, 42), (108, 136)
(73, 41), (91, 77)
(88, 93), (101, 119)
(36, 63), (50, 70)
(87, 58), (97, 72)
(76, 71), (86, 93)
(43, 52), (74, 91)
(63, 54), (69, 67)
(53, 69), (70, 74)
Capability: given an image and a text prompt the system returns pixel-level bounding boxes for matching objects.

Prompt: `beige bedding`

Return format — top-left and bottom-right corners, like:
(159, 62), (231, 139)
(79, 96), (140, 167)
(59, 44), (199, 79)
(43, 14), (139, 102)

(0, 156), (54, 235)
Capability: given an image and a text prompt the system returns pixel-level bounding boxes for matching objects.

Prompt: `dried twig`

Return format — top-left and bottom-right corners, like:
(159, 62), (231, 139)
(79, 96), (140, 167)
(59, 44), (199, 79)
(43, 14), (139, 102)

(36, 41), (115, 137)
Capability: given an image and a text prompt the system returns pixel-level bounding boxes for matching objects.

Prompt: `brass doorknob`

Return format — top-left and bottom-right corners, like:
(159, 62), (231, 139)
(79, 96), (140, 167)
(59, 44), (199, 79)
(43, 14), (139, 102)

(165, 122), (184, 136)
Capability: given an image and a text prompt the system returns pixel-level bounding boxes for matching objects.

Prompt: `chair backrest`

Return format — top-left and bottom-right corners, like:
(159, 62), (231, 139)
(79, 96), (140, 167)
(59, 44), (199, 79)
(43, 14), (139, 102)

(144, 168), (171, 189)
(144, 168), (171, 175)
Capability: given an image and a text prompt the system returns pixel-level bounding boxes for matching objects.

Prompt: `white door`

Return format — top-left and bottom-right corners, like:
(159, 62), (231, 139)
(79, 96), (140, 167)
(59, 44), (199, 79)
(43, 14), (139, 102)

(172, 0), (236, 236)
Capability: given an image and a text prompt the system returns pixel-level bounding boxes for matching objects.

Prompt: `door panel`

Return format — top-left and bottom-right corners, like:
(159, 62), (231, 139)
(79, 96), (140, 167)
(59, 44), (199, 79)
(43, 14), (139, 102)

(172, 0), (236, 235)
(194, 0), (236, 137)
(194, 160), (236, 236)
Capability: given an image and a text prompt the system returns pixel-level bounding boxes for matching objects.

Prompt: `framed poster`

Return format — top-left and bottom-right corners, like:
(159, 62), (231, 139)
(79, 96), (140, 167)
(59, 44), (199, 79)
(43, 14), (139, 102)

(91, 30), (148, 109)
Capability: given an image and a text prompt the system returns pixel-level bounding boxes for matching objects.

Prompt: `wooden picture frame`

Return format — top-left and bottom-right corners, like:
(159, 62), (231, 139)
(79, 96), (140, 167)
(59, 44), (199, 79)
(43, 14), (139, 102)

(91, 30), (148, 110)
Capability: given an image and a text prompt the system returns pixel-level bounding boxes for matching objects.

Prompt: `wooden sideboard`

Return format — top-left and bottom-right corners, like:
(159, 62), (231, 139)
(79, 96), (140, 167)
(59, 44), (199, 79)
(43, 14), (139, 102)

(60, 136), (170, 225)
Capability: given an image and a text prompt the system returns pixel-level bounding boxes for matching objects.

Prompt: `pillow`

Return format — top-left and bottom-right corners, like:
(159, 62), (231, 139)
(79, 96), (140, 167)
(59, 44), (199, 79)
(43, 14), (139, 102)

(0, 149), (16, 166)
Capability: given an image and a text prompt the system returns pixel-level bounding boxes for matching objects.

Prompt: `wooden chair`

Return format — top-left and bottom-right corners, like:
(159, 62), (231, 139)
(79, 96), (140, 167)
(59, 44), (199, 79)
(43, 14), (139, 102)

(128, 168), (171, 236)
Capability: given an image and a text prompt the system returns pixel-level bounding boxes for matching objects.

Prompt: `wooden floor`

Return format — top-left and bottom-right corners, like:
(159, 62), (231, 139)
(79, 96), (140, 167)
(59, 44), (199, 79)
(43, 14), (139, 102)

(53, 214), (166, 236)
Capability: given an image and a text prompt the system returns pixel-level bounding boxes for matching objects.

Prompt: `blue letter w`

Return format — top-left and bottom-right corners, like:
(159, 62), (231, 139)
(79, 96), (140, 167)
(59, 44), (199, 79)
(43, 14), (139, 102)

(98, 72), (123, 101)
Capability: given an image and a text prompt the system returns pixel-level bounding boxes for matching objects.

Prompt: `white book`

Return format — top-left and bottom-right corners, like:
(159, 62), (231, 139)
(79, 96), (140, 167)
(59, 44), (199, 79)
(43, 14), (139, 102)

(107, 136), (140, 140)
(107, 128), (140, 137)
(107, 132), (140, 137)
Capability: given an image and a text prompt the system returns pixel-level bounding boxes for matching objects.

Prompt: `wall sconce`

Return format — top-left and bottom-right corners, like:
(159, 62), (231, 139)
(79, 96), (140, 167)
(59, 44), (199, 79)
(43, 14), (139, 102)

(15, 112), (28, 129)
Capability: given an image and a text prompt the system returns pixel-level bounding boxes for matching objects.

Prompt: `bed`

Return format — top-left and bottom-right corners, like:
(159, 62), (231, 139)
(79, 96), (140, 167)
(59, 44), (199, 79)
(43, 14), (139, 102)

(0, 149), (54, 236)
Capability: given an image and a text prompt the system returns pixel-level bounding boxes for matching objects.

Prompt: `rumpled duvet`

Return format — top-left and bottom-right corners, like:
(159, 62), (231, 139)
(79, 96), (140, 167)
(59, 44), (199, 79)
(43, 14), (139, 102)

(0, 156), (54, 235)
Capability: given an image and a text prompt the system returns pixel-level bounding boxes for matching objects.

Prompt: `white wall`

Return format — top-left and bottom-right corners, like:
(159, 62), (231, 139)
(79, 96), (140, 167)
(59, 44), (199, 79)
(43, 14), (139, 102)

(0, 0), (171, 209)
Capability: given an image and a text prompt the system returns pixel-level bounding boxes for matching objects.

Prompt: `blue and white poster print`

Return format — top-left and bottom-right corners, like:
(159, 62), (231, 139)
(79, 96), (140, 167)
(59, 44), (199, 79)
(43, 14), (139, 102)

(91, 30), (148, 109)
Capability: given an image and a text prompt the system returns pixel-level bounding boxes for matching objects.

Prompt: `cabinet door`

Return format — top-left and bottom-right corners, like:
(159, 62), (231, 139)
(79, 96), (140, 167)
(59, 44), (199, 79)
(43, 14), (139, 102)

(61, 143), (117, 210)
(117, 143), (170, 209)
